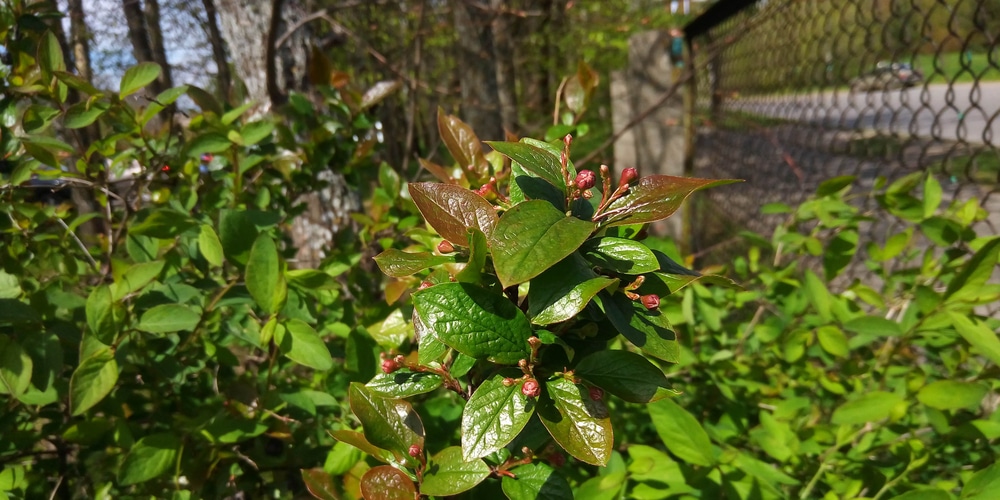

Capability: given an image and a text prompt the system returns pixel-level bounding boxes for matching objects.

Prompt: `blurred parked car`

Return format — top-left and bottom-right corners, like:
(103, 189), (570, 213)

(850, 62), (923, 92)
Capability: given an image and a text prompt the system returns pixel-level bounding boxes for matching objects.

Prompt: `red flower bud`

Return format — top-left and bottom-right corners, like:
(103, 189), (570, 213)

(418, 281), (433, 290)
(408, 444), (422, 457)
(575, 170), (596, 190)
(620, 167), (638, 186)
(588, 386), (604, 401)
(640, 294), (660, 310)
(381, 358), (400, 374)
(437, 240), (455, 254)
(521, 379), (541, 398)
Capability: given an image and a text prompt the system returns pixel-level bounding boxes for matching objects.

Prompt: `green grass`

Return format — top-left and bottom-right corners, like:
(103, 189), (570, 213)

(911, 51), (1000, 83)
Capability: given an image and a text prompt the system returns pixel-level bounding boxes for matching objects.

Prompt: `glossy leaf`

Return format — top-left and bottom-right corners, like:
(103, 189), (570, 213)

(373, 249), (454, 278)
(598, 293), (679, 362)
(246, 234), (281, 314)
(118, 433), (179, 486)
(648, 398), (716, 467)
(602, 175), (740, 227)
(70, 348), (118, 416)
(918, 381), (988, 411)
(831, 391), (905, 425)
(575, 350), (678, 403)
(366, 370), (442, 398)
(501, 461), (573, 500)
(408, 182), (498, 246)
(491, 200), (595, 288)
(412, 283), (532, 364)
(349, 383), (424, 458)
(581, 237), (660, 274)
(120, 62), (162, 98)
(438, 108), (489, 177)
(137, 304), (200, 334)
(528, 253), (617, 325)
(276, 319), (333, 371)
(359, 466), (416, 500)
(421, 446), (490, 496)
(462, 370), (535, 461)
(487, 141), (566, 193)
(415, 311), (448, 365)
(0, 337), (32, 398)
(538, 377), (613, 466)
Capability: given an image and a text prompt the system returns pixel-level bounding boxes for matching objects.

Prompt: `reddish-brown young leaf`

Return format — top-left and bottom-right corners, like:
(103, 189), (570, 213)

(438, 108), (489, 179)
(359, 466), (416, 500)
(602, 176), (741, 227)
(408, 182), (498, 247)
(301, 468), (341, 500)
(418, 158), (464, 186)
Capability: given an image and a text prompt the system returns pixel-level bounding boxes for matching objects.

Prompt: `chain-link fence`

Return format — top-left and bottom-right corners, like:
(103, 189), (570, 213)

(685, 0), (1000, 282)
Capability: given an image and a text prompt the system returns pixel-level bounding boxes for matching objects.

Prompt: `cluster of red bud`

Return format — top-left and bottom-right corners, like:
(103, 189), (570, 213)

(380, 353), (407, 374)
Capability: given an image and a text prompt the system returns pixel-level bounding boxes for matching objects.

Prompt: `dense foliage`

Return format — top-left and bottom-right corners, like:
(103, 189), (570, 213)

(2, 3), (1000, 500)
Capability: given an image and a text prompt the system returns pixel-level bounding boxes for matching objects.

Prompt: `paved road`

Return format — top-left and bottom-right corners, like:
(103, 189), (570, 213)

(727, 82), (1000, 146)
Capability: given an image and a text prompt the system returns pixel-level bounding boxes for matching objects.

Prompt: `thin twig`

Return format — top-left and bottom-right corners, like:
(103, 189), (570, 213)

(55, 217), (99, 271)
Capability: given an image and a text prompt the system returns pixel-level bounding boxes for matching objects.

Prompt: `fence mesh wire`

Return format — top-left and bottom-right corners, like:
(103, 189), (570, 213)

(687, 0), (1000, 287)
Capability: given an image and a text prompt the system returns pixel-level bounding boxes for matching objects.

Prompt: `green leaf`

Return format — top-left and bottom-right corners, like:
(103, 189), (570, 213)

(415, 311), (448, 365)
(816, 326), (849, 358)
(962, 463), (1000, 499)
(803, 270), (831, 320)
(22, 104), (61, 133)
(890, 490), (951, 500)
(948, 313), (1000, 367)
(528, 253), (617, 325)
(348, 383), (424, 458)
(831, 391), (905, 425)
(438, 108), (489, 178)
(421, 446), (491, 496)
(64, 100), (109, 129)
(330, 429), (392, 463)
(945, 237), (1000, 300)
(118, 433), (179, 486)
(54, 70), (102, 95)
(456, 227), (488, 284)
(574, 471), (626, 500)
(366, 370), (442, 398)
(501, 462), (573, 500)
(360, 466), (417, 500)
(137, 304), (201, 334)
(413, 282), (532, 364)
(924, 174), (942, 218)
(130, 209), (197, 239)
(732, 452), (800, 494)
(491, 200), (595, 288)
(372, 249), (454, 277)
(581, 237), (660, 274)
(538, 377), (613, 466)
(241, 120), (274, 145)
(186, 132), (233, 156)
(0, 270), (20, 299)
(198, 225), (224, 267)
(602, 175), (740, 227)
(140, 85), (190, 125)
(120, 62), (162, 98)
(648, 398), (716, 467)
(487, 141), (567, 193)
(597, 293), (679, 362)
(219, 209), (280, 264)
(37, 30), (66, 79)
(112, 260), (165, 300)
(918, 381), (988, 411)
(246, 234), (281, 314)
(0, 337), (32, 398)
(275, 319), (333, 371)
(86, 285), (124, 345)
(842, 316), (904, 337)
(408, 182), (498, 246)
(575, 350), (677, 403)
(70, 348), (118, 416)
(462, 370), (535, 461)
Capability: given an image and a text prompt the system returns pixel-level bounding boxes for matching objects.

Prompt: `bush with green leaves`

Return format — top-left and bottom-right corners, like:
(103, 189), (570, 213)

(315, 108), (736, 497)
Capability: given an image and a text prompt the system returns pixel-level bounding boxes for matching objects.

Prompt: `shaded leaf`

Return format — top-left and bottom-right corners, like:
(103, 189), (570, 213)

(918, 381), (988, 411)
(118, 433), (179, 486)
(528, 253), (617, 325)
(246, 234), (281, 314)
(0, 337), (32, 398)
(349, 383), (424, 458)
(831, 391), (905, 425)
(501, 462), (573, 500)
(575, 350), (677, 403)
(487, 141), (566, 194)
(70, 348), (118, 416)
(373, 249), (454, 278)
(366, 370), (442, 398)
(137, 304), (200, 334)
(64, 100), (109, 129)
(582, 237), (660, 274)
(597, 293), (679, 363)
(301, 468), (340, 500)
(276, 319), (333, 371)
(948, 313), (1000, 368)
(85, 285), (124, 345)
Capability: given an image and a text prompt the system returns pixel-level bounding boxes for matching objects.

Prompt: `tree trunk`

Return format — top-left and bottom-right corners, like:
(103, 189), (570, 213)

(490, 0), (518, 134)
(450, 0), (502, 141)
(142, 0), (174, 91)
(121, 0), (162, 92)
(201, 0), (232, 101)
(67, 0), (92, 82)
